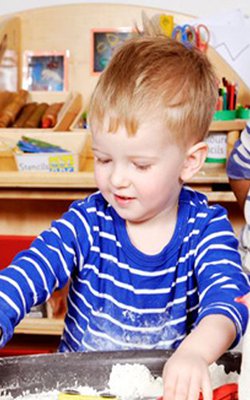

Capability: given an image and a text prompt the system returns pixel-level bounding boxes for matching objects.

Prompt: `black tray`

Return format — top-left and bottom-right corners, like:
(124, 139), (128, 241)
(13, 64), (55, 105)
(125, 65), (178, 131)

(0, 349), (242, 398)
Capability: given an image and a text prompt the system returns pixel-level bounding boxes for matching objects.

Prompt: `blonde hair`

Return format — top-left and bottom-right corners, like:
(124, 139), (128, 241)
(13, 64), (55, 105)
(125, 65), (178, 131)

(89, 36), (218, 147)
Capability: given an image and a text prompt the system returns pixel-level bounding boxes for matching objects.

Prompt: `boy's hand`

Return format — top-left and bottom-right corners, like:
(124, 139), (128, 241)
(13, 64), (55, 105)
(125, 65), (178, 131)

(161, 315), (237, 400)
(162, 349), (212, 400)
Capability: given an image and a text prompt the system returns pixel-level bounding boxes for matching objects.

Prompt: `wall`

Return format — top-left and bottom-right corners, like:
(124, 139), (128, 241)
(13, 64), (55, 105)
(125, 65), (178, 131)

(16, 3), (193, 110)
(1, 0), (250, 18)
(9, 2), (248, 111)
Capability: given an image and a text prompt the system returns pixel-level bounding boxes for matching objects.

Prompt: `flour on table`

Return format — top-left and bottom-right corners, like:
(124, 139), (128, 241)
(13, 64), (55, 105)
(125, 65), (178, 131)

(1, 386), (97, 400)
(108, 363), (163, 399)
(0, 361), (239, 399)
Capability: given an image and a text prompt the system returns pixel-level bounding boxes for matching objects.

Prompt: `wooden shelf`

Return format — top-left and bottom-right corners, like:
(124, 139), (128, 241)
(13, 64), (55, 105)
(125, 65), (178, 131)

(0, 171), (96, 188)
(210, 119), (246, 131)
(0, 119), (245, 194)
(15, 317), (64, 335)
(205, 192), (236, 202)
(0, 188), (93, 200)
(191, 168), (229, 184)
(0, 168), (229, 187)
(0, 167), (234, 201)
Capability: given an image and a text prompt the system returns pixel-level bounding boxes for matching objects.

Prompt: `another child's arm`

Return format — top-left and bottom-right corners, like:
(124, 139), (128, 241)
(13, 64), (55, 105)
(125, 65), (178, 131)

(162, 314), (236, 400)
(229, 179), (250, 210)
(227, 122), (250, 209)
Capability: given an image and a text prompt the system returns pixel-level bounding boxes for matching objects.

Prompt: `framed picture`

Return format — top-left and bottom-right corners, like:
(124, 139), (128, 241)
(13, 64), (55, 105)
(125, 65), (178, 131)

(91, 28), (133, 74)
(22, 50), (69, 91)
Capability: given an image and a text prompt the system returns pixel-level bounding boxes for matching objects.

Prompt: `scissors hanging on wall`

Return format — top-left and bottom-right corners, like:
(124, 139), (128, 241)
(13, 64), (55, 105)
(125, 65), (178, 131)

(172, 23), (210, 52)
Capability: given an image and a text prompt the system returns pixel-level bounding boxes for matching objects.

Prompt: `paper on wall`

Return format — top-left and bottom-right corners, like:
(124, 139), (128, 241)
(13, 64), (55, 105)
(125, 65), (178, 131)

(188, 9), (250, 89)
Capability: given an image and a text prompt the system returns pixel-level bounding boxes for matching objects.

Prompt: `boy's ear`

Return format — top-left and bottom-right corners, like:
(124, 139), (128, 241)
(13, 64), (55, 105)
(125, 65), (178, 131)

(180, 141), (208, 182)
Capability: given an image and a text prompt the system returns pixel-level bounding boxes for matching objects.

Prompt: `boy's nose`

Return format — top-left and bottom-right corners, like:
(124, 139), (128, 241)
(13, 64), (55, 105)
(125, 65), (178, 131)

(110, 166), (129, 188)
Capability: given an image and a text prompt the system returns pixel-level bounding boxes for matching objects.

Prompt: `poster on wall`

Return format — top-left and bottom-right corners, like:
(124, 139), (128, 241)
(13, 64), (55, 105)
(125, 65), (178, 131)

(91, 28), (132, 74)
(0, 17), (21, 91)
(0, 34), (18, 91)
(22, 50), (69, 91)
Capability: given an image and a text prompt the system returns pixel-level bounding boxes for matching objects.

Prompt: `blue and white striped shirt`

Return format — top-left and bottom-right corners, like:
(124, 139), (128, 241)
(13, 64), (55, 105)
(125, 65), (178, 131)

(227, 121), (250, 274)
(0, 187), (249, 351)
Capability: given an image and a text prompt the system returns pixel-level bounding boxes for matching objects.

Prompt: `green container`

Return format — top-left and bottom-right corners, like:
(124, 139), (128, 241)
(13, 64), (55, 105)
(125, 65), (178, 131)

(236, 107), (250, 119)
(213, 110), (236, 121)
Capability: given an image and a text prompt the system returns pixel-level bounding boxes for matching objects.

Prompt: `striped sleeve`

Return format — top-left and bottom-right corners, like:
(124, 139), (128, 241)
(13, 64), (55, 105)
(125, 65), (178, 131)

(193, 204), (250, 346)
(227, 122), (250, 179)
(0, 200), (92, 347)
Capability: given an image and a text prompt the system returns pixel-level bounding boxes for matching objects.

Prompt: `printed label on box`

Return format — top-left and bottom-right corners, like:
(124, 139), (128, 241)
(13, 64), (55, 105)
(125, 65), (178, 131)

(49, 154), (75, 172)
(205, 133), (227, 164)
(16, 152), (78, 172)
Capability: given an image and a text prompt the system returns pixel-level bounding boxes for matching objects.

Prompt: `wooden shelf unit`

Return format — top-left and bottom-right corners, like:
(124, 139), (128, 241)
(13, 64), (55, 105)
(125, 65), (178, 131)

(15, 317), (64, 336)
(0, 119), (245, 240)
(0, 120), (245, 192)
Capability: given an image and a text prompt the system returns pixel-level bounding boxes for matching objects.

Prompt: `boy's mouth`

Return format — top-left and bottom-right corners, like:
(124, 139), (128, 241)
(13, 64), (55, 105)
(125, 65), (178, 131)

(114, 194), (135, 204)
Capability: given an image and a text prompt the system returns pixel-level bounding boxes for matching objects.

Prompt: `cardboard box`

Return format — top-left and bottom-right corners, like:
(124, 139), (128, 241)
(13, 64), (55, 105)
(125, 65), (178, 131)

(0, 131), (88, 172)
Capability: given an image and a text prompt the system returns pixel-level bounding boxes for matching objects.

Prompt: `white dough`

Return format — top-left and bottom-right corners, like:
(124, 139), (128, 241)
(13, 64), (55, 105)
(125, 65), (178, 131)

(108, 363), (163, 399)
(0, 361), (239, 400)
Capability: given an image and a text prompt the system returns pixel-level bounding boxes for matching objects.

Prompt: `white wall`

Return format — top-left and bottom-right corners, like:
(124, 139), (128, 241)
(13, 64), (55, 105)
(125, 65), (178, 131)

(1, 0), (250, 18)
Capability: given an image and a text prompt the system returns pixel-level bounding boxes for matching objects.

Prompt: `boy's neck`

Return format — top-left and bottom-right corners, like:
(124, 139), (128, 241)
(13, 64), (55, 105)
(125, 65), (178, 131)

(126, 204), (178, 255)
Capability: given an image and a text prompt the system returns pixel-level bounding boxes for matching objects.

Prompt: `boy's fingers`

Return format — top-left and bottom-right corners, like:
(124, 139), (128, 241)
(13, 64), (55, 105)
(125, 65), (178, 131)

(235, 296), (245, 303)
(201, 376), (213, 400)
(186, 377), (201, 400)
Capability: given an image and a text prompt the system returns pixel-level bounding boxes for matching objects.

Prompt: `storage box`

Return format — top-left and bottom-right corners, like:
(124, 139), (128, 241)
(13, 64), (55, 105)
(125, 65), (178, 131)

(0, 91), (82, 131)
(0, 150), (17, 171)
(0, 131), (88, 172)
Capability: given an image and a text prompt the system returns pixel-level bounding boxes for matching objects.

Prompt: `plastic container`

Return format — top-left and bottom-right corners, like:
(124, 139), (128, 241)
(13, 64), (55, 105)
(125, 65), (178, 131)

(0, 130), (88, 172)
(236, 107), (250, 119)
(205, 132), (227, 167)
(213, 110), (236, 121)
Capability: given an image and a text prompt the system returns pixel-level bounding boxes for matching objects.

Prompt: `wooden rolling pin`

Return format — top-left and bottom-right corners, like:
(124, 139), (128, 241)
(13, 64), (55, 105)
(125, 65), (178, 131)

(0, 89), (28, 127)
(41, 102), (64, 128)
(13, 102), (38, 128)
(0, 91), (14, 111)
(24, 102), (49, 128)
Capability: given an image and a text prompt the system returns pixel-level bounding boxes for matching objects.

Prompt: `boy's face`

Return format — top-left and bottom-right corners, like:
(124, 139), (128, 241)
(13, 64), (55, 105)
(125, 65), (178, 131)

(92, 121), (188, 224)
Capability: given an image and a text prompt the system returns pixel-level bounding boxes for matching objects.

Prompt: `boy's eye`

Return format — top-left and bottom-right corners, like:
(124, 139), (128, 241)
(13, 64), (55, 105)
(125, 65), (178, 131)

(95, 157), (111, 164)
(134, 163), (151, 171)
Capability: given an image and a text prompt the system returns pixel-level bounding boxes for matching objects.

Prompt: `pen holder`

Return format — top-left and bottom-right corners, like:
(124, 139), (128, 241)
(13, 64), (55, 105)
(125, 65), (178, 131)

(213, 110), (236, 121)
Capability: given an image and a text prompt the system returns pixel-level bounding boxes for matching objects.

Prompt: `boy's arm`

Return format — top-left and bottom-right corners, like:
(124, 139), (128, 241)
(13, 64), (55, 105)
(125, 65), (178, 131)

(163, 314), (236, 400)
(162, 199), (249, 400)
(0, 201), (91, 348)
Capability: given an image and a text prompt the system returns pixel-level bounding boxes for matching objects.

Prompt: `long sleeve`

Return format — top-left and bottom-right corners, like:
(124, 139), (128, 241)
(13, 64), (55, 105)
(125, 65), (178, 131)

(0, 200), (91, 347)
(193, 203), (250, 346)
(227, 122), (250, 180)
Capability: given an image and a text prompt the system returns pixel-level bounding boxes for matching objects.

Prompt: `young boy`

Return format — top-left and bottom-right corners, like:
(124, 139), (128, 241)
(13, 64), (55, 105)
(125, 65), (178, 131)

(0, 37), (249, 400)
(227, 121), (250, 275)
